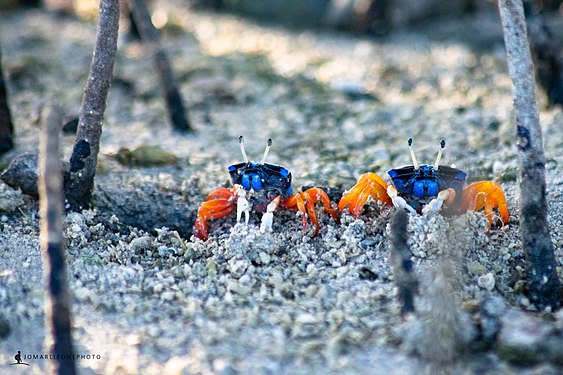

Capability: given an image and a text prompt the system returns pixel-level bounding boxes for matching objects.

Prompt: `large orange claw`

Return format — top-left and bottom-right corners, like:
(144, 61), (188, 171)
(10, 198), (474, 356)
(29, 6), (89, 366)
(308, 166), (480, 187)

(461, 181), (509, 229)
(338, 172), (393, 217)
(283, 187), (339, 236)
(194, 187), (236, 240)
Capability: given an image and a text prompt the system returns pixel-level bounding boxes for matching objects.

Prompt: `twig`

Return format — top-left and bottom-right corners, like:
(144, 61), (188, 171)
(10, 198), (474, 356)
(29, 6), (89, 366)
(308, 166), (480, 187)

(39, 104), (77, 375)
(0, 45), (14, 155)
(130, 0), (192, 132)
(65, 0), (120, 210)
(389, 210), (418, 315)
(498, 0), (561, 309)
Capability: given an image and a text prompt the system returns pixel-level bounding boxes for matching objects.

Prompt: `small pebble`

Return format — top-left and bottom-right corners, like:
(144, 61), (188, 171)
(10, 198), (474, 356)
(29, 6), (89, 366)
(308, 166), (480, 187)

(478, 273), (496, 291)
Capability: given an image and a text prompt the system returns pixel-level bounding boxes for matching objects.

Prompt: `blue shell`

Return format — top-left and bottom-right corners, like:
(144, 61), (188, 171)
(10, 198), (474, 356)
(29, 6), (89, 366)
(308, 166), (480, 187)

(387, 164), (467, 204)
(228, 162), (293, 198)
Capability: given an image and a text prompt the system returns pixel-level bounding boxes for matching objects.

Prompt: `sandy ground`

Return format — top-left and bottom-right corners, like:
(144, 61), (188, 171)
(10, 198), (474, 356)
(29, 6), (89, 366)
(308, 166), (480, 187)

(0, 2), (563, 374)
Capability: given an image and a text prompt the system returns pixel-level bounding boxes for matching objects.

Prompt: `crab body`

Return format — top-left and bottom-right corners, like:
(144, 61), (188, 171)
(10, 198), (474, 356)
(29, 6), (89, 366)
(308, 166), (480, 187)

(228, 161), (292, 212)
(387, 164), (467, 213)
(194, 138), (338, 240)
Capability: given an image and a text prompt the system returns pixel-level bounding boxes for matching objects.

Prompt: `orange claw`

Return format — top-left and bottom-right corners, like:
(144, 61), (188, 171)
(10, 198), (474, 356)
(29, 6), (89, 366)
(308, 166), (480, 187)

(338, 172), (393, 217)
(205, 187), (235, 201)
(283, 187), (339, 236)
(461, 181), (509, 229)
(194, 187), (237, 240)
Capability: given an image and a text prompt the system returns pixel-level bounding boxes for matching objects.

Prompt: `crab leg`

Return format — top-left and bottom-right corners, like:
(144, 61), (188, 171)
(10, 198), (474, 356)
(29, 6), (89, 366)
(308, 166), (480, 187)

(303, 187), (339, 219)
(387, 186), (417, 215)
(301, 189), (327, 236)
(235, 185), (250, 225)
(421, 188), (456, 214)
(461, 181), (509, 229)
(338, 172), (392, 217)
(283, 193), (308, 231)
(260, 196), (281, 233)
(283, 187), (338, 235)
(305, 198), (319, 235)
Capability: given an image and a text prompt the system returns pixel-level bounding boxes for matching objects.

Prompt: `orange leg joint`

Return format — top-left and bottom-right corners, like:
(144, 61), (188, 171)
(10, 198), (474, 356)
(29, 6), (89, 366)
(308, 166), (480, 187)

(461, 181), (509, 229)
(283, 187), (339, 236)
(338, 172), (393, 217)
(194, 187), (237, 240)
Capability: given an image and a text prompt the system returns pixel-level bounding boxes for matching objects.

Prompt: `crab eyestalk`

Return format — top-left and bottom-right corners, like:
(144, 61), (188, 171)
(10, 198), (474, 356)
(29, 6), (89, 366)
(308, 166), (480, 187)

(408, 138), (419, 170)
(434, 139), (446, 171)
(238, 135), (249, 163)
(261, 138), (272, 164)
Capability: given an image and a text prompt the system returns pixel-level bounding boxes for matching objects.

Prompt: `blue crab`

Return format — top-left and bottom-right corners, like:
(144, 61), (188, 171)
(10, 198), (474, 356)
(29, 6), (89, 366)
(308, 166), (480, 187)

(338, 138), (509, 230)
(194, 137), (338, 240)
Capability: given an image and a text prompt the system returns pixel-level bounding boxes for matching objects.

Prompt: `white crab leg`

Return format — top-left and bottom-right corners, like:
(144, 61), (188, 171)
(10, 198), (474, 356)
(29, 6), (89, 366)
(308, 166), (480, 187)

(235, 185), (251, 225)
(422, 188), (456, 214)
(387, 186), (417, 215)
(260, 196), (281, 233)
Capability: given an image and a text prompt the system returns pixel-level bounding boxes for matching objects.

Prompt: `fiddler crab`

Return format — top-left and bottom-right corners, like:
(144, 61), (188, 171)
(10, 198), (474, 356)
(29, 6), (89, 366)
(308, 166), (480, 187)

(338, 138), (509, 230)
(194, 136), (338, 240)
(194, 137), (509, 240)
